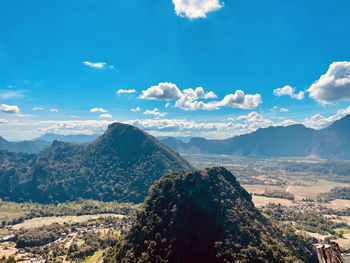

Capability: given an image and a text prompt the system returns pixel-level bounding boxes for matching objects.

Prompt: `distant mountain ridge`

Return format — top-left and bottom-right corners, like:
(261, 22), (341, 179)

(34, 133), (100, 144)
(161, 114), (350, 160)
(2, 114), (350, 159)
(0, 136), (50, 154)
(0, 133), (189, 154)
(0, 123), (192, 203)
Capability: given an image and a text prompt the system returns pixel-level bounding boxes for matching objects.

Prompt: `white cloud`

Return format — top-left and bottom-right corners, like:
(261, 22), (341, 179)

(90, 107), (108, 113)
(307, 61), (350, 103)
(303, 106), (350, 129)
(165, 103), (171, 108)
(140, 82), (182, 100)
(126, 112), (295, 139)
(140, 83), (261, 111)
(280, 107), (289, 112)
(218, 90), (262, 109)
(0, 119), (8, 124)
(131, 107), (141, 112)
(174, 87), (219, 110)
(172, 0), (224, 19)
(0, 90), (24, 100)
(1, 109), (301, 140)
(50, 108), (58, 112)
(32, 107), (44, 111)
(273, 85), (304, 100)
(37, 120), (112, 136)
(143, 108), (167, 118)
(0, 104), (20, 114)
(116, 89), (137, 95)
(204, 91), (218, 99)
(83, 61), (107, 69)
(99, 113), (112, 119)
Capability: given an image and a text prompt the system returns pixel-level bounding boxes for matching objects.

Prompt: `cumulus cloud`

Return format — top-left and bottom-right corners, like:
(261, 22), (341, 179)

(6, 109), (299, 140)
(131, 107), (141, 112)
(32, 107), (44, 111)
(90, 107), (108, 113)
(143, 108), (167, 118)
(99, 113), (112, 119)
(303, 106), (350, 129)
(140, 82), (182, 100)
(50, 108), (58, 112)
(218, 90), (262, 109)
(37, 120), (112, 135)
(116, 89), (137, 95)
(0, 104), (20, 114)
(141, 83), (261, 110)
(273, 85), (304, 100)
(126, 112), (295, 139)
(172, 0), (224, 19)
(280, 107), (289, 112)
(204, 91), (218, 99)
(174, 87), (219, 110)
(236, 111), (297, 131)
(307, 61), (350, 103)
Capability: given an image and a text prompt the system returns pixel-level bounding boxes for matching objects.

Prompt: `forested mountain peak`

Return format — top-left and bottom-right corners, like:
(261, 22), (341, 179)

(0, 123), (192, 203)
(105, 167), (317, 263)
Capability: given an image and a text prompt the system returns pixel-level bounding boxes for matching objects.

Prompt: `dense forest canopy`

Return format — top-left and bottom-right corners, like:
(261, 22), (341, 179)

(0, 123), (192, 203)
(105, 167), (317, 263)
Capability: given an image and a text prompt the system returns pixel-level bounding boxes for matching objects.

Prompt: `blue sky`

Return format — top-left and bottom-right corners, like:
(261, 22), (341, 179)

(1, 0), (350, 140)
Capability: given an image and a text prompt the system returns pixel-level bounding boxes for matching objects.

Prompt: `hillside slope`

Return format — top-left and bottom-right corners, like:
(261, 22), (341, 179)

(0, 123), (192, 203)
(105, 167), (317, 263)
(311, 114), (350, 159)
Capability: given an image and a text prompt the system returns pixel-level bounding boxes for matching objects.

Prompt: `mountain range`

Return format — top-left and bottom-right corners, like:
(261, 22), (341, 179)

(105, 167), (317, 263)
(0, 136), (50, 154)
(161, 114), (350, 159)
(0, 123), (192, 203)
(34, 133), (101, 144)
(1, 114), (350, 159)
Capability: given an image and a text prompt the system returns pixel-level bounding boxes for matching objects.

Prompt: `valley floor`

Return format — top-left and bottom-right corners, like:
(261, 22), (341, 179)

(2, 156), (350, 261)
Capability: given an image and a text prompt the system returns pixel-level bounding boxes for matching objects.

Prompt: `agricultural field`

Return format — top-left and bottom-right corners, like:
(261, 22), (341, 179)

(12, 214), (124, 230)
(0, 200), (137, 262)
(185, 155), (350, 251)
(1, 155), (350, 261)
(82, 250), (104, 263)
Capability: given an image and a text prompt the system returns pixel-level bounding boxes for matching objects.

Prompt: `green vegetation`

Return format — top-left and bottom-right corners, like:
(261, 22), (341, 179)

(334, 228), (350, 235)
(0, 199), (136, 227)
(317, 187), (350, 202)
(105, 167), (317, 263)
(0, 123), (192, 203)
(17, 223), (67, 248)
(12, 215), (133, 262)
(82, 250), (104, 263)
(263, 204), (347, 236)
(0, 256), (16, 263)
(256, 189), (295, 200)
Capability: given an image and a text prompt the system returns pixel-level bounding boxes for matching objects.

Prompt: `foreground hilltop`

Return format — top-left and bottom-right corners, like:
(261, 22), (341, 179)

(105, 167), (317, 263)
(0, 122), (192, 203)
